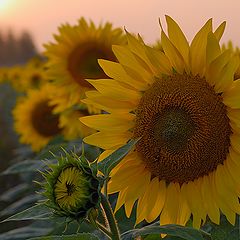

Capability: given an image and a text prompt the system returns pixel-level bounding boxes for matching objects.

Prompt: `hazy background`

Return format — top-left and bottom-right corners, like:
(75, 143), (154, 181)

(0, 0), (239, 52)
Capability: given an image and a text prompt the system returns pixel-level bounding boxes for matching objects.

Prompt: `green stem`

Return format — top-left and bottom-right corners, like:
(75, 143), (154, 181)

(100, 193), (121, 240)
(96, 221), (112, 239)
(85, 219), (112, 239)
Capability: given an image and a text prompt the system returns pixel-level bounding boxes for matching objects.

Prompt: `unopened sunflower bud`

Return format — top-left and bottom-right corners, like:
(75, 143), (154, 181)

(42, 152), (101, 221)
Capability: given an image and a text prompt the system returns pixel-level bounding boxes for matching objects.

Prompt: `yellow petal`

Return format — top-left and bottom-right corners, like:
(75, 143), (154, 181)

(181, 181), (205, 228)
(214, 21), (226, 41)
(214, 55), (239, 93)
(160, 183), (180, 225)
(206, 32), (221, 65)
(215, 165), (240, 214)
(98, 59), (148, 91)
(161, 30), (185, 73)
(87, 79), (141, 103)
(212, 170), (236, 225)
(144, 45), (173, 75)
(230, 133), (240, 154)
(223, 79), (240, 108)
(146, 179), (166, 223)
(190, 19), (212, 76)
(228, 108), (240, 128)
(125, 171), (151, 218)
(114, 189), (127, 213)
(80, 113), (135, 132)
(83, 131), (131, 149)
(206, 50), (231, 86)
(136, 177), (160, 223)
(112, 45), (153, 84)
(201, 175), (220, 224)
(125, 31), (155, 73)
(165, 15), (189, 68)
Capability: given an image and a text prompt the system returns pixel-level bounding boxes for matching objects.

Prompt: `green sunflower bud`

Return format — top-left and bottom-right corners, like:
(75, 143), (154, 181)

(42, 151), (101, 221)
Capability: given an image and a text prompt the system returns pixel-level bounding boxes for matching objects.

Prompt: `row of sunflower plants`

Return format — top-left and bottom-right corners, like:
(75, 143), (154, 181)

(0, 15), (240, 239)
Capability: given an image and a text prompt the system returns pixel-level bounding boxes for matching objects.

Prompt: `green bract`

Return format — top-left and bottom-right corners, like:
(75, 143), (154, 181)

(41, 151), (101, 221)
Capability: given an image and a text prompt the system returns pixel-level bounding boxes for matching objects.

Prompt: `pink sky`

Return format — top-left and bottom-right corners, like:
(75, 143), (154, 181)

(0, 0), (239, 52)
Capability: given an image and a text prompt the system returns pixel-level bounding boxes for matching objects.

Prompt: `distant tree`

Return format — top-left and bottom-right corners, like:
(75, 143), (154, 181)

(0, 31), (6, 64)
(5, 30), (19, 65)
(0, 29), (38, 66)
(18, 31), (37, 63)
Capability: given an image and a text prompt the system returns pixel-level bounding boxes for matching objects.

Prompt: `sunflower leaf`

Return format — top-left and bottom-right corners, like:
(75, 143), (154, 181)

(29, 233), (100, 240)
(121, 223), (209, 240)
(1, 203), (53, 222)
(98, 138), (140, 176)
(0, 159), (55, 175)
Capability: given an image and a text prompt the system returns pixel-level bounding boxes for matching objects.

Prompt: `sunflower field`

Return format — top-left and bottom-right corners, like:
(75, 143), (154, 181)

(0, 16), (240, 240)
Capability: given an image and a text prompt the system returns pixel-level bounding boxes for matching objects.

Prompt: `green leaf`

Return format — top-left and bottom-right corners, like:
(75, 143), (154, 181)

(121, 223), (209, 240)
(0, 183), (29, 202)
(1, 203), (53, 222)
(0, 226), (53, 240)
(0, 160), (55, 175)
(98, 138), (139, 176)
(29, 233), (100, 240)
(0, 194), (42, 217)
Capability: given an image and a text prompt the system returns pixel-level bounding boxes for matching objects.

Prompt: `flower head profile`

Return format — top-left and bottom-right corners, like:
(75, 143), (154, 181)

(80, 16), (240, 228)
(42, 152), (100, 221)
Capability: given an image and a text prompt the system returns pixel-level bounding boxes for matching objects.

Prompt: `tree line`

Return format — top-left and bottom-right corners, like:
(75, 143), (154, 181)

(0, 29), (37, 66)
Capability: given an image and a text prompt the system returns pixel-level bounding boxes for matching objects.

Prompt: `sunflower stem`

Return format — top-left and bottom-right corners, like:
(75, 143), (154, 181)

(96, 221), (113, 239)
(100, 193), (121, 240)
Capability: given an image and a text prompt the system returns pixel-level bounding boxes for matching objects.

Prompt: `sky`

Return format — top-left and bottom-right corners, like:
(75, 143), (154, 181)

(0, 0), (239, 52)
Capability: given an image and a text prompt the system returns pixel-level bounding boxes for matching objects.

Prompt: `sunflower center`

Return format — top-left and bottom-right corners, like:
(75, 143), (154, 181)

(66, 183), (76, 196)
(30, 73), (42, 87)
(31, 100), (61, 137)
(133, 73), (231, 184)
(54, 166), (89, 211)
(67, 42), (115, 88)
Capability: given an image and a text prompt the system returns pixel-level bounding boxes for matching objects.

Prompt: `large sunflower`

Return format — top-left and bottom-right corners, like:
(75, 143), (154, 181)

(13, 85), (62, 151)
(81, 16), (240, 228)
(44, 18), (126, 112)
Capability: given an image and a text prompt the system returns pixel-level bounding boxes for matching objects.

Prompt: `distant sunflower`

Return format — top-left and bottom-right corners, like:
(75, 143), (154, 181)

(81, 16), (240, 228)
(21, 57), (48, 90)
(7, 66), (25, 91)
(60, 104), (96, 140)
(44, 18), (126, 112)
(13, 85), (62, 151)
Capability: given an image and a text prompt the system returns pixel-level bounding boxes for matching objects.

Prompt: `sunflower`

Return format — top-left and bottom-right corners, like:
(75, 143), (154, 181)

(80, 16), (240, 228)
(42, 152), (100, 220)
(44, 18), (127, 112)
(60, 104), (96, 140)
(13, 85), (62, 151)
(6, 65), (25, 91)
(20, 57), (48, 90)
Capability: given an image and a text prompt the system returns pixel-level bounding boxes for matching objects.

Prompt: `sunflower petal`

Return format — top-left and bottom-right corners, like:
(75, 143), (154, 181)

(161, 30), (185, 73)
(190, 19), (212, 76)
(214, 21), (226, 41)
(223, 79), (240, 108)
(165, 15), (189, 68)
(206, 32), (221, 65)
(214, 55), (239, 93)
(80, 114), (135, 132)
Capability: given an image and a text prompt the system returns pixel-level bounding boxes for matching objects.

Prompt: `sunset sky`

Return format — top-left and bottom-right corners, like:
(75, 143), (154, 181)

(0, 0), (239, 52)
